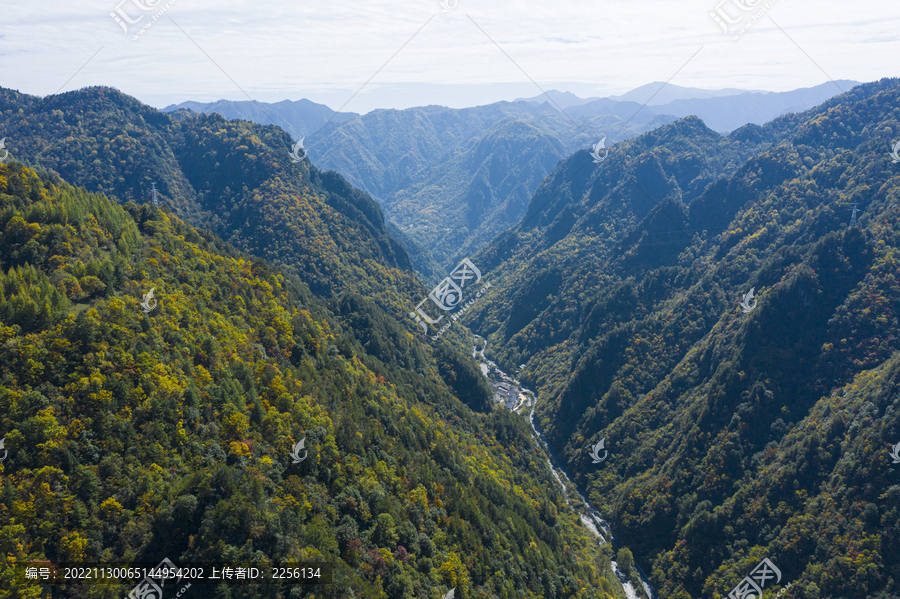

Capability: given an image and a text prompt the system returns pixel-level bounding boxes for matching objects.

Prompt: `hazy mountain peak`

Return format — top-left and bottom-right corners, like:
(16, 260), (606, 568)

(161, 97), (358, 139)
(606, 81), (768, 105)
(513, 89), (602, 110)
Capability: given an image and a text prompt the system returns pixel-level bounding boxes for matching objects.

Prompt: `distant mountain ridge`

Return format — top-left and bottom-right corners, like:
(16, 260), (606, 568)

(306, 100), (674, 272)
(648, 80), (862, 131)
(158, 80), (861, 274)
(513, 89), (603, 109)
(520, 81), (862, 131)
(514, 83), (761, 108)
(162, 97), (359, 140)
(605, 81), (768, 105)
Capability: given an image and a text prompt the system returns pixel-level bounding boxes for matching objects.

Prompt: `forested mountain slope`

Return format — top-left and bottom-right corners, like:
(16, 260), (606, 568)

(153, 82), (856, 273)
(165, 95), (673, 274)
(385, 118), (570, 270)
(465, 78), (900, 598)
(0, 164), (621, 599)
(0, 86), (413, 309)
(307, 101), (673, 273)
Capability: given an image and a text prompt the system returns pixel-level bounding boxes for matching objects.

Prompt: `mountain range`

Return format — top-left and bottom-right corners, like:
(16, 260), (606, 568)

(517, 81), (861, 133)
(0, 73), (898, 599)
(462, 76), (900, 599)
(163, 80), (859, 274)
(161, 98), (359, 142)
(514, 83), (764, 109)
(0, 86), (622, 599)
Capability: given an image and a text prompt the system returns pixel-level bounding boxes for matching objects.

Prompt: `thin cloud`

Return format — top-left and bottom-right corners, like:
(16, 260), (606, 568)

(0, 0), (897, 112)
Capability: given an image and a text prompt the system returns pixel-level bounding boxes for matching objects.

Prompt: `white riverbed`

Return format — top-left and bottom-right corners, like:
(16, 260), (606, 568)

(474, 335), (655, 599)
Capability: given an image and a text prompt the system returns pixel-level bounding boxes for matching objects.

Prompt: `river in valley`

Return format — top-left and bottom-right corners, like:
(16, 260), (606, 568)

(473, 335), (655, 599)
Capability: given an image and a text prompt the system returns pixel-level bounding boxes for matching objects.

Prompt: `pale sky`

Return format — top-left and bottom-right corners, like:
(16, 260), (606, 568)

(0, 0), (897, 113)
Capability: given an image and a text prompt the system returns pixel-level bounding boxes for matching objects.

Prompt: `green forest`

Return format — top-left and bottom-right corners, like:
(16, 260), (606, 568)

(466, 78), (900, 598)
(0, 163), (621, 598)
(2, 75), (900, 599)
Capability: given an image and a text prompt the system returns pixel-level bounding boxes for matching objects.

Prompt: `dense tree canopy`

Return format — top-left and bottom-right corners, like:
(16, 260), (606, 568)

(464, 78), (900, 598)
(0, 164), (619, 599)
